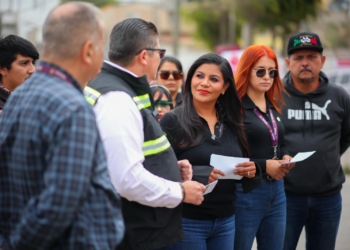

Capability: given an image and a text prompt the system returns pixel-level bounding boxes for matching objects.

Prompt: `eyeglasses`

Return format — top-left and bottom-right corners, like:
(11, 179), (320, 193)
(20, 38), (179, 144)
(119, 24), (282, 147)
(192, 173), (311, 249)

(154, 100), (172, 109)
(135, 48), (166, 58)
(253, 68), (279, 78)
(158, 70), (183, 80)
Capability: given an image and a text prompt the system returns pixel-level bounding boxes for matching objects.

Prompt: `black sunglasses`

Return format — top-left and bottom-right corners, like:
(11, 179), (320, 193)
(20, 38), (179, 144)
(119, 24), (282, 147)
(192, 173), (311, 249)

(159, 70), (183, 80)
(135, 48), (166, 58)
(253, 68), (279, 78)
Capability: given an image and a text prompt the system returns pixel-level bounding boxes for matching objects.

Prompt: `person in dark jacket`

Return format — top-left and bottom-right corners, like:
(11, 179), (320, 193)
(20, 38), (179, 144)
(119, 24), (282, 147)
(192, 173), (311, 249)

(0, 35), (39, 113)
(234, 45), (295, 250)
(282, 32), (350, 250)
(160, 53), (261, 250)
(85, 18), (205, 250)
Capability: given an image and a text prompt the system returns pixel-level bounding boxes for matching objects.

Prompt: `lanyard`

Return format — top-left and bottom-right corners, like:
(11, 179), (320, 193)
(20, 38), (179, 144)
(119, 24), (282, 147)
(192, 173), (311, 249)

(253, 108), (279, 159)
(36, 63), (75, 85)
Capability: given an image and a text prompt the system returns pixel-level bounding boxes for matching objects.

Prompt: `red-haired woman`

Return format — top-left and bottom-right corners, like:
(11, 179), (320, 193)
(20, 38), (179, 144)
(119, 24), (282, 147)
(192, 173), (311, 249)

(234, 45), (295, 250)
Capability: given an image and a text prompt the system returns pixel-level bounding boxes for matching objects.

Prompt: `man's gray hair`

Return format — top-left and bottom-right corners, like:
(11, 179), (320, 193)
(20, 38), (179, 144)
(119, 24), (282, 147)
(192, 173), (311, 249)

(42, 2), (103, 60)
(108, 18), (158, 67)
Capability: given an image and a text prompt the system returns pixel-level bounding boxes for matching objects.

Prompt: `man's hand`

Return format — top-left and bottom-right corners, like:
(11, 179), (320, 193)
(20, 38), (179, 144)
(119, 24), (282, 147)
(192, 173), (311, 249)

(234, 161), (256, 178)
(209, 168), (225, 184)
(182, 181), (206, 205)
(178, 159), (193, 182)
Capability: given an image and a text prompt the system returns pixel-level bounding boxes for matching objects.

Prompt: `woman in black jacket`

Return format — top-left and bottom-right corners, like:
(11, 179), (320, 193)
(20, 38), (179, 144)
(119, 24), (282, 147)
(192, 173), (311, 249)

(160, 53), (261, 250)
(234, 45), (295, 250)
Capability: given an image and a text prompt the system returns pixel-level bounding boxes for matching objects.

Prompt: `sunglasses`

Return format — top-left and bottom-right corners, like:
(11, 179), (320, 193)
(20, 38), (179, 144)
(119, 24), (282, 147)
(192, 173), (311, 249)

(154, 100), (172, 108)
(135, 48), (166, 58)
(253, 68), (279, 78)
(159, 70), (183, 80)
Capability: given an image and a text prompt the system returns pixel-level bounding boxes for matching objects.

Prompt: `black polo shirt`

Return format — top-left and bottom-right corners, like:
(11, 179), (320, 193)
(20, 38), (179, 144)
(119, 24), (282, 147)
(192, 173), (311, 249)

(242, 94), (289, 173)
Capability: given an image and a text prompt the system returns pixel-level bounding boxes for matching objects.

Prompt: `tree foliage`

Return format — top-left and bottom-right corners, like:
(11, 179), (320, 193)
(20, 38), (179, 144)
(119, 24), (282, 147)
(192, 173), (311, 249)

(181, 0), (241, 50)
(183, 0), (322, 52)
(60, 0), (117, 7)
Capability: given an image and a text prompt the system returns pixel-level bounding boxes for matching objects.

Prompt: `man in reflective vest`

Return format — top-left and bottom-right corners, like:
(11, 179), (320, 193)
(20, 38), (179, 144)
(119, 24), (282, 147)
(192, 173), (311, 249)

(85, 18), (205, 250)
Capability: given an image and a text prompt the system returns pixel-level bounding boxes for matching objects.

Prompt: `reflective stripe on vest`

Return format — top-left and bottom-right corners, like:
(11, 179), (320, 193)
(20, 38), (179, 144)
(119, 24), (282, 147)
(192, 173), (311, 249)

(142, 134), (171, 157)
(133, 94), (151, 110)
(84, 86), (101, 106)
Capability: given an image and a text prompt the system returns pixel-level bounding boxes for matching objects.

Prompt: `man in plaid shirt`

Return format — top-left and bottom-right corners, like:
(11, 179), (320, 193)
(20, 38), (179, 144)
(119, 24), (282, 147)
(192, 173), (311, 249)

(0, 2), (124, 250)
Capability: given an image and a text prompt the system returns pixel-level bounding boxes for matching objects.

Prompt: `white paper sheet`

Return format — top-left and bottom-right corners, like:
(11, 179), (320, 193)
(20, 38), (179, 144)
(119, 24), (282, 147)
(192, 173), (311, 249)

(210, 154), (250, 180)
(280, 151), (316, 165)
(204, 180), (218, 195)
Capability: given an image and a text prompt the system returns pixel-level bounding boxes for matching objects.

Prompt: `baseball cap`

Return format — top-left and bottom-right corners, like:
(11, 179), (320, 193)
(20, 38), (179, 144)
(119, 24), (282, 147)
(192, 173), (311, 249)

(287, 32), (323, 55)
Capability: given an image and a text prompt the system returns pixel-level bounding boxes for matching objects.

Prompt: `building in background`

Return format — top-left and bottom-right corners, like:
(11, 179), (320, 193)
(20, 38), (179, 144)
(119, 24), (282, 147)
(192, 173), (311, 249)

(101, 0), (208, 71)
(0, 0), (60, 48)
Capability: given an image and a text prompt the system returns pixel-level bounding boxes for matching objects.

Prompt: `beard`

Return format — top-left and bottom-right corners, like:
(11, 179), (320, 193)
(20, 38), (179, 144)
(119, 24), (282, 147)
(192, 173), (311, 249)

(298, 69), (315, 83)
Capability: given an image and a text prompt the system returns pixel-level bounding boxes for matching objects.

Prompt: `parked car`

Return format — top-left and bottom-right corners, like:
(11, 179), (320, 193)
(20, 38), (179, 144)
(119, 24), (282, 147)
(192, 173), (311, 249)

(326, 68), (350, 94)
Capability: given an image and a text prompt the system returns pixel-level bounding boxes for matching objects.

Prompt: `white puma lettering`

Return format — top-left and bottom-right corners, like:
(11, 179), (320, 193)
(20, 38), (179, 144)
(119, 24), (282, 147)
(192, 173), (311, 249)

(287, 100), (331, 120)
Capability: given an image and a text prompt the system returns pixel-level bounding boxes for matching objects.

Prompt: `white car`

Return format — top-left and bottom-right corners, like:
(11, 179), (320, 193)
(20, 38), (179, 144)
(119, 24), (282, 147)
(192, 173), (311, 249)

(326, 68), (350, 94)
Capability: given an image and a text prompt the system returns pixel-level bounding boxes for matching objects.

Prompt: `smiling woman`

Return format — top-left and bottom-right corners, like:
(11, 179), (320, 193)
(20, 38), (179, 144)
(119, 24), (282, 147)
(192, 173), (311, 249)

(160, 53), (262, 250)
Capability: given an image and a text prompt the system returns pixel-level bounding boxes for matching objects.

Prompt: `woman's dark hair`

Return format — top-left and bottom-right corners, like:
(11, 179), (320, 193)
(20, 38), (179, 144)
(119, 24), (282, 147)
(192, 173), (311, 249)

(173, 53), (249, 157)
(157, 55), (183, 72)
(150, 84), (174, 109)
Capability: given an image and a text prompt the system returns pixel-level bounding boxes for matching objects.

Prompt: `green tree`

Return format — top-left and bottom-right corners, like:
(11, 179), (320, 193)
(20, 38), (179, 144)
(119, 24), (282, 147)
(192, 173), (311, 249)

(182, 0), (321, 53)
(181, 0), (241, 50)
(60, 0), (117, 7)
(236, 0), (322, 53)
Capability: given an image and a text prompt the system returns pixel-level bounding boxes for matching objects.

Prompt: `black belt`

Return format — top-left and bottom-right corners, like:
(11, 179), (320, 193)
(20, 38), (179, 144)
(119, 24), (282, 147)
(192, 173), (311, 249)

(262, 173), (274, 180)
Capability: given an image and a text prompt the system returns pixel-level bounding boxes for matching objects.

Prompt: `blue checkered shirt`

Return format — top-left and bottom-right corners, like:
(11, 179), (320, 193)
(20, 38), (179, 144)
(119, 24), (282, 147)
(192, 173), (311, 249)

(0, 62), (124, 250)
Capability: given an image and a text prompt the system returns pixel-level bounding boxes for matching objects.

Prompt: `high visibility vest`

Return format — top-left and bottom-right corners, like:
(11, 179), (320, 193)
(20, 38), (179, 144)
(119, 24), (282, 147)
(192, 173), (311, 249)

(85, 86), (171, 158)
(85, 62), (183, 249)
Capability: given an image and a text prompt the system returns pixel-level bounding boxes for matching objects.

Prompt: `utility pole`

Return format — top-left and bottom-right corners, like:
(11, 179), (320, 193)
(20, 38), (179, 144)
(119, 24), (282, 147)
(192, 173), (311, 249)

(227, 0), (236, 44)
(172, 0), (180, 57)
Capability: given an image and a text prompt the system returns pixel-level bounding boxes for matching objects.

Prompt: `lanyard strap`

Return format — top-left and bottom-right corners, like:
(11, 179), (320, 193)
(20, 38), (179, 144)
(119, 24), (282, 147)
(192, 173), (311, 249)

(253, 108), (278, 146)
(36, 63), (74, 85)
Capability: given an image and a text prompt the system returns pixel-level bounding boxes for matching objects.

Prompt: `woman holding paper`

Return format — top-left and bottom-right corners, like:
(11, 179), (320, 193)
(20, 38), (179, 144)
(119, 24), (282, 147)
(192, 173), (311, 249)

(160, 53), (261, 250)
(234, 45), (295, 250)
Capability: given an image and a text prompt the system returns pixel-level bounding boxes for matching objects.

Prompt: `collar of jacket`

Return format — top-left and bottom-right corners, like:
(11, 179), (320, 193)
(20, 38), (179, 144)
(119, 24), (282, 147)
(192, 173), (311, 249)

(102, 62), (152, 98)
(242, 94), (273, 111)
(0, 85), (10, 103)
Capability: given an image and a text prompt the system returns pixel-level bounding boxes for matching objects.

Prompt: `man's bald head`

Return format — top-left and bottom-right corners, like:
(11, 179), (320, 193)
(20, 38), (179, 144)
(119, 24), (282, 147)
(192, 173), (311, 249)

(42, 2), (103, 60)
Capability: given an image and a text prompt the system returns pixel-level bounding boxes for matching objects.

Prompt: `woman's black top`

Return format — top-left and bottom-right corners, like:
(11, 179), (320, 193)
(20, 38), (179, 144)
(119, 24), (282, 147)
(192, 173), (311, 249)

(242, 94), (289, 173)
(160, 108), (261, 220)
(175, 92), (183, 106)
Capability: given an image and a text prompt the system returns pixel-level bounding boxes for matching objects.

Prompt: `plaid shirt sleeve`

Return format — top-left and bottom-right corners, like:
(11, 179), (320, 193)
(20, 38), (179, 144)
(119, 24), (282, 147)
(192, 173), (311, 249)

(9, 105), (101, 249)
